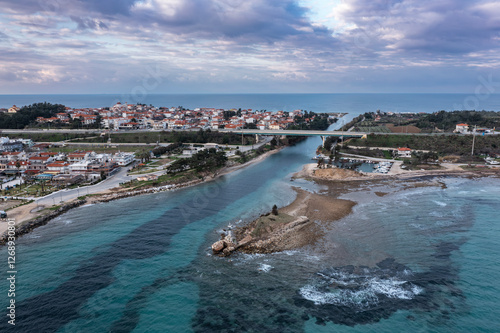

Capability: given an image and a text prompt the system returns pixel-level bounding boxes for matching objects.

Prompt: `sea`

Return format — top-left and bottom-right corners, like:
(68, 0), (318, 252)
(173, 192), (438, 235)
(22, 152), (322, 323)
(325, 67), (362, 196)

(0, 94), (500, 332)
(1, 93), (500, 115)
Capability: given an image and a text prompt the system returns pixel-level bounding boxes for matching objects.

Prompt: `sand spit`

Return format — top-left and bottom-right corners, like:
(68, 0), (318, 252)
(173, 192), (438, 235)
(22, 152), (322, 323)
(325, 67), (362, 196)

(212, 188), (356, 256)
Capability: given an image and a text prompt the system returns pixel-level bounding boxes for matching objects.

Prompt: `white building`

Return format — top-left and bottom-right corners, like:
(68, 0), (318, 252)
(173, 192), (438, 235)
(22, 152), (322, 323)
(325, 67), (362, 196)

(455, 123), (469, 133)
(396, 147), (412, 158)
(113, 152), (135, 166)
(69, 161), (92, 174)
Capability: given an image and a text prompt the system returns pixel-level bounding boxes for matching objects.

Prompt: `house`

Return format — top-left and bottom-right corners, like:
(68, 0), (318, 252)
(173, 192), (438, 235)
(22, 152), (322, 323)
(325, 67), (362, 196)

(67, 153), (87, 163)
(6, 160), (30, 175)
(0, 141), (23, 152)
(28, 156), (53, 171)
(225, 123), (242, 130)
(396, 147), (412, 158)
(455, 123), (469, 133)
(1, 151), (27, 163)
(52, 174), (84, 186)
(47, 161), (70, 174)
(56, 113), (70, 121)
(69, 160), (92, 174)
(8, 105), (20, 113)
(183, 148), (198, 156)
(0, 137), (24, 152)
(269, 122), (281, 130)
(32, 143), (51, 151)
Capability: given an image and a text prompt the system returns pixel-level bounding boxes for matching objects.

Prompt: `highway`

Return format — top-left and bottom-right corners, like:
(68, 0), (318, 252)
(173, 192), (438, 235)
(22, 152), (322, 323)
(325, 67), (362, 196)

(3, 128), (498, 137)
(219, 129), (366, 137)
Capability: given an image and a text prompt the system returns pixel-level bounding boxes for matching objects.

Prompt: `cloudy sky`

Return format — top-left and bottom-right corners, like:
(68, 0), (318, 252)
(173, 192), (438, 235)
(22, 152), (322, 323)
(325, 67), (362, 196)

(1, 0), (499, 94)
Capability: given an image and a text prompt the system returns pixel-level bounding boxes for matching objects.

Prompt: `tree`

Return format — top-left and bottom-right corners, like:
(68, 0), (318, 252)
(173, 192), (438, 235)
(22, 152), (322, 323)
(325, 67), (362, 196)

(272, 204), (278, 216)
(15, 161), (21, 179)
(137, 150), (151, 163)
(244, 122), (257, 129)
(270, 137), (277, 147)
(317, 158), (325, 169)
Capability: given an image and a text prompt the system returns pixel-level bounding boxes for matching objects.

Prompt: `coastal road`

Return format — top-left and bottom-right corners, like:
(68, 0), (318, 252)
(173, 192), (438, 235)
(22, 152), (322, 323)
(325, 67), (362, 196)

(35, 165), (136, 206)
(23, 138), (273, 207)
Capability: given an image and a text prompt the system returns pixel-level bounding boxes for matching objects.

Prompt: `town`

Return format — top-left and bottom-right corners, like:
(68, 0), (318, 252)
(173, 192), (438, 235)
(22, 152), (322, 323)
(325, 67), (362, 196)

(0, 103), (342, 216)
(1, 102), (341, 131)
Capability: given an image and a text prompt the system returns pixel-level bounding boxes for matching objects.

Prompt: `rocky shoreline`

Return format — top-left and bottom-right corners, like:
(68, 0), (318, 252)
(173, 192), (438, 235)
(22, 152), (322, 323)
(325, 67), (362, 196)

(0, 200), (87, 244)
(211, 188), (356, 256)
(210, 161), (500, 257)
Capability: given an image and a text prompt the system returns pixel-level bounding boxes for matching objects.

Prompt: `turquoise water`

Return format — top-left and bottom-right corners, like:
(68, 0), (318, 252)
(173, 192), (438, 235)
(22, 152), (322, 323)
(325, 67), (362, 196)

(0, 106), (499, 331)
(1, 141), (499, 332)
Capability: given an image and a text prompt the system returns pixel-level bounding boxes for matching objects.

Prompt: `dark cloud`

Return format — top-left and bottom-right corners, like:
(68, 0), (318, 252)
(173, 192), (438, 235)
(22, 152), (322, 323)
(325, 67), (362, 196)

(336, 0), (500, 55)
(70, 16), (108, 30)
(127, 0), (330, 43)
(79, 0), (138, 15)
(1, 0), (499, 93)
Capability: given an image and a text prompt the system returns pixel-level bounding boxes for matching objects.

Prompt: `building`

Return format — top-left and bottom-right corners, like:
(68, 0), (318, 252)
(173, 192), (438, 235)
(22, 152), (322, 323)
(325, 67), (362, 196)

(68, 160), (93, 174)
(8, 105), (20, 113)
(6, 160), (30, 175)
(455, 123), (469, 133)
(113, 152), (135, 166)
(0, 137), (24, 152)
(28, 156), (53, 172)
(52, 174), (84, 186)
(47, 162), (70, 174)
(396, 147), (412, 158)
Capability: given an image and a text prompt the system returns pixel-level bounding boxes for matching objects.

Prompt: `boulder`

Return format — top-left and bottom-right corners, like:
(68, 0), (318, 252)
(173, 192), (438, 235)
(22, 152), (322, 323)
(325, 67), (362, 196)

(211, 240), (226, 253)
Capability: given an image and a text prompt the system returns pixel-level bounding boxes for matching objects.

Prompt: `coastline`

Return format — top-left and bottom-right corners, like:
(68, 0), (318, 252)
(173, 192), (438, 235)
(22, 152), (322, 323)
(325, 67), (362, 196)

(210, 161), (500, 256)
(0, 147), (283, 244)
(3, 150), (498, 244)
(212, 187), (356, 256)
(296, 162), (500, 182)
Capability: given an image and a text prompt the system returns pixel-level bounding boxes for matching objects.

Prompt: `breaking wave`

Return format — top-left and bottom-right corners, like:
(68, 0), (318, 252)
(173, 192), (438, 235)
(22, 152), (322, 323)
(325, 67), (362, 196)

(299, 262), (423, 309)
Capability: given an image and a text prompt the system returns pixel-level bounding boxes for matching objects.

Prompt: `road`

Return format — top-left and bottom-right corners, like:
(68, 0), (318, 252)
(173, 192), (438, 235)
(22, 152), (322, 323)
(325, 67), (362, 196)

(35, 165), (135, 206)
(4, 127), (499, 138)
(32, 138), (272, 205)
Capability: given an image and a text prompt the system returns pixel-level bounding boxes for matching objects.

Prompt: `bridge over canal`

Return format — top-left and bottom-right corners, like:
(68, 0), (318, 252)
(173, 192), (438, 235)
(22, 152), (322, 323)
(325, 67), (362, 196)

(219, 129), (367, 146)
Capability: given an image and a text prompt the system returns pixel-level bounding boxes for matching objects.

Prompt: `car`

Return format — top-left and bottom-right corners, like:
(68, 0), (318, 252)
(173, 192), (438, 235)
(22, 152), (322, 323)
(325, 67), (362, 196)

(0, 211), (7, 218)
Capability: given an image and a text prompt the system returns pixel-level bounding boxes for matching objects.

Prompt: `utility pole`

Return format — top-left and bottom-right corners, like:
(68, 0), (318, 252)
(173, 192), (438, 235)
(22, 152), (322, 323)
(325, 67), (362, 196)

(471, 125), (477, 157)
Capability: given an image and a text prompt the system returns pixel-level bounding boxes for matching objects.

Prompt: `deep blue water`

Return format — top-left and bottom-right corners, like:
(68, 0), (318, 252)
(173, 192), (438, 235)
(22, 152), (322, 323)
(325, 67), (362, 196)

(0, 96), (499, 332)
(1, 93), (500, 113)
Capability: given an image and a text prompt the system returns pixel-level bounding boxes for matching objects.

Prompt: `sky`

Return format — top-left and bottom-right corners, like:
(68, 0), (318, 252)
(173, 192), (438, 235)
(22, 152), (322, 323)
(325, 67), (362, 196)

(1, 0), (500, 94)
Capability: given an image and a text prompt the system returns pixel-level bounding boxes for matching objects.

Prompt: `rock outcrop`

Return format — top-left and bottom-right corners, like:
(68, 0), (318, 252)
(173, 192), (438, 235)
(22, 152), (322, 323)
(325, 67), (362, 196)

(211, 188), (357, 257)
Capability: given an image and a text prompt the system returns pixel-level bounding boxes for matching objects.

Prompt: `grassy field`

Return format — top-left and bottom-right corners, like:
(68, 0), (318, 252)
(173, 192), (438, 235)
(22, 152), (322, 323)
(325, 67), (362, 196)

(385, 123), (422, 134)
(7, 132), (94, 142)
(347, 134), (500, 156)
(356, 126), (392, 133)
(77, 131), (256, 145)
(48, 145), (146, 154)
